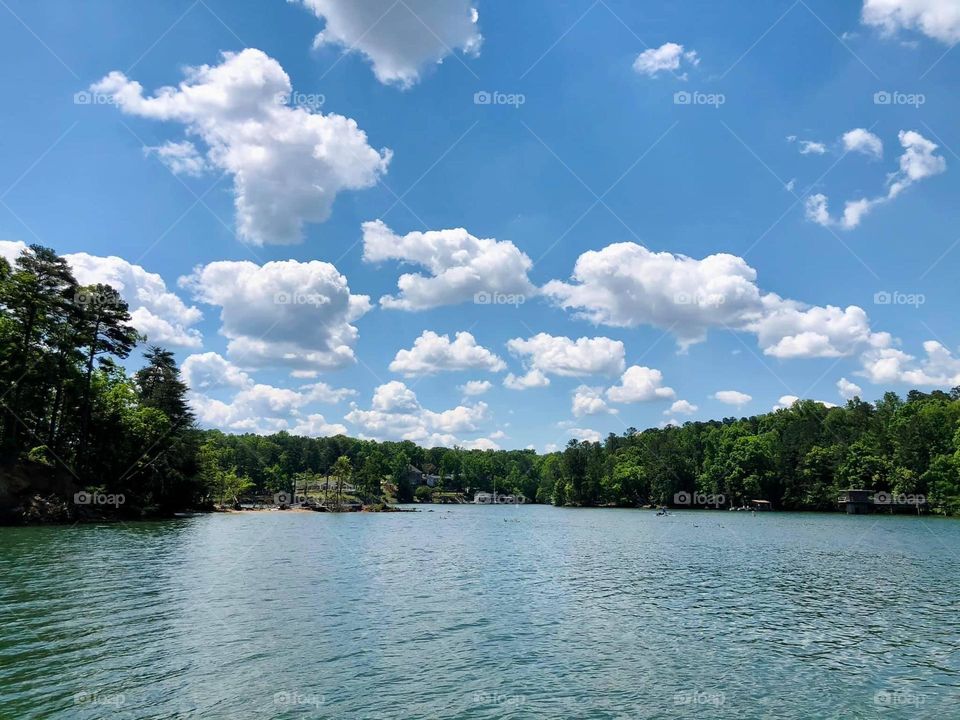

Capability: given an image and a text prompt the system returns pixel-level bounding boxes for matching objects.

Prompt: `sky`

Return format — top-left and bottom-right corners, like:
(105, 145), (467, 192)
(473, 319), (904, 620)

(1, 0), (959, 452)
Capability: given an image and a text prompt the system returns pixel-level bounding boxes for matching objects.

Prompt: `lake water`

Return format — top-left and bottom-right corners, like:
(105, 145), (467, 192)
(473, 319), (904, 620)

(1, 506), (958, 719)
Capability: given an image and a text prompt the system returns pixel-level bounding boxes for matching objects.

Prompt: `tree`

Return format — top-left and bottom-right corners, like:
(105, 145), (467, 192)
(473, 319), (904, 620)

(331, 455), (352, 508)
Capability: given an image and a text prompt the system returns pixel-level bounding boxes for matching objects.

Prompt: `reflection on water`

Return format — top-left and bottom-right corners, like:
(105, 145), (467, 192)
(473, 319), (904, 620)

(1, 507), (959, 718)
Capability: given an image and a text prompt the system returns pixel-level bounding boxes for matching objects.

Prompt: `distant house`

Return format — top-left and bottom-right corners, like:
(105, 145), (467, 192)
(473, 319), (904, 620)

(838, 489), (873, 515)
(403, 465), (441, 488)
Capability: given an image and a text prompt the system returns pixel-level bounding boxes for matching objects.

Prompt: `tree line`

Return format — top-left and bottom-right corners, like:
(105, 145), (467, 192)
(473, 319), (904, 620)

(3, 244), (960, 518)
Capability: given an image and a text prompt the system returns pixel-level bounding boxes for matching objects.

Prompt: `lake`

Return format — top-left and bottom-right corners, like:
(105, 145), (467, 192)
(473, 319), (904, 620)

(1, 506), (958, 718)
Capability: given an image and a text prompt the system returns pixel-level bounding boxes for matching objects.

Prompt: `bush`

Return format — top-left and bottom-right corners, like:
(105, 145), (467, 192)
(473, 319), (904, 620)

(414, 485), (433, 502)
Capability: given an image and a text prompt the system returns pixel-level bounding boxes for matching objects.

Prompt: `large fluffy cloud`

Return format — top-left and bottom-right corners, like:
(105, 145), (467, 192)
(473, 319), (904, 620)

(184, 352), (352, 435)
(860, 341), (960, 386)
(92, 48), (391, 245)
(606, 366), (675, 403)
(842, 128), (884, 159)
(712, 390), (752, 407)
(67, 252), (203, 348)
(862, 0), (960, 44)
(544, 242), (886, 359)
(2, 242), (202, 348)
(389, 330), (505, 376)
(362, 220), (535, 310)
(180, 258), (371, 370)
(294, 0), (482, 87)
(806, 130), (946, 230)
(571, 385), (617, 417)
(506, 333), (626, 379)
(345, 380), (494, 446)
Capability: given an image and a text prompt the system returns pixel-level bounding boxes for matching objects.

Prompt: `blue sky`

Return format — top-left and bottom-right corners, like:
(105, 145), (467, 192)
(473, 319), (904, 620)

(1, 0), (959, 451)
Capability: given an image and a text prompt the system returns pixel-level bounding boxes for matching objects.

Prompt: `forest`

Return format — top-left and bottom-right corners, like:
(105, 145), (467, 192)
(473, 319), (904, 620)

(2, 244), (960, 519)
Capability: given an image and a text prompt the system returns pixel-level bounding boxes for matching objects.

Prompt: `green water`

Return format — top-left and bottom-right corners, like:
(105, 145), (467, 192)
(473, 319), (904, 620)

(1, 506), (958, 718)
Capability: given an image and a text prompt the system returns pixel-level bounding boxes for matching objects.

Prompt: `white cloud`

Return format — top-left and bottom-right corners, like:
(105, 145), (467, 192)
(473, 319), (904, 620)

(92, 49), (391, 245)
(362, 220), (534, 310)
(568, 428), (602, 443)
(67, 252), (204, 348)
(572, 385), (617, 417)
(294, 0), (482, 87)
(461, 437), (501, 451)
(787, 135), (827, 155)
(837, 377), (863, 399)
(860, 340), (960, 386)
(862, 0), (960, 44)
(0, 240), (28, 264)
(606, 366), (675, 404)
(291, 413), (348, 437)
(506, 333), (626, 379)
(773, 395), (800, 410)
(182, 352), (252, 391)
(459, 379), (492, 396)
(668, 399), (698, 415)
(345, 380), (490, 446)
(503, 369), (550, 391)
(182, 351), (353, 434)
(389, 330), (505, 376)
(806, 130), (946, 230)
(843, 128), (884, 159)
(633, 42), (700, 78)
(144, 140), (209, 176)
(712, 390), (752, 407)
(545, 242), (886, 359)
(180, 258), (371, 370)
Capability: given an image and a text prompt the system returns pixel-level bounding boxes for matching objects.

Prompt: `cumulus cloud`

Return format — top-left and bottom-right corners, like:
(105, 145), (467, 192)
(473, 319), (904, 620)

(506, 333), (626, 379)
(571, 385), (617, 417)
(668, 399), (698, 415)
(389, 330), (505, 376)
(294, 0), (482, 87)
(503, 369), (550, 391)
(568, 427), (602, 443)
(843, 128), (884, 159)
(2, 244), (203, 348)
(67, 252), (204, 348)
(180, 258), (371, 370)
(459, 379), (493, 396)
(362, 220), (535, 310)
(606, 366), (675, 404)
(345, 380), (490, 446)
(860, 340), (960, 386)
(633, 42), (699, 78)
(184, 352), (353, 434)
(545, 242), (887, 359)
(712, 390), (752, 407)
(182, 352), (252, 391)
(92, 48), (390, 245)
(837, 377), (863, 399)
(806, 130), (946, 230)
(862, 0), (960, 44)
(773, 395), (801, 411)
